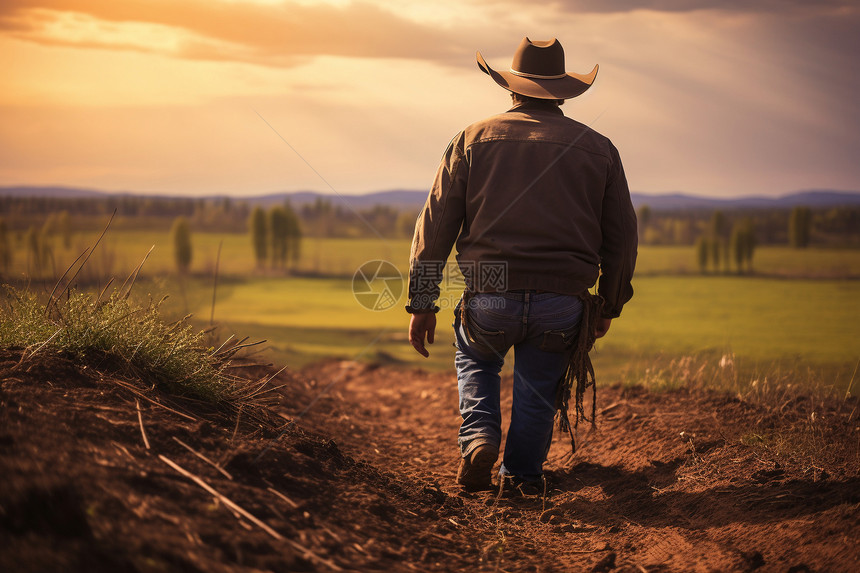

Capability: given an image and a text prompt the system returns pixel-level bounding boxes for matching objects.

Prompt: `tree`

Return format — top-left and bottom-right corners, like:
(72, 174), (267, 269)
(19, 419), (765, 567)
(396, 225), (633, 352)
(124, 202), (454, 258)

(397, 210), (419, 239)
(742, 219), (757, 271)
(709, 210), (727, 272)
(284, 203), (302, 267)
(56, 210), (72, 248)
(710, 210), (727, 239)
(637, 205), (652, 244)
(309, 198), (333, 237)
(25, 226), (42, 276)
(729, 221), (746, 273)
(249, 207), (268, 267)
(789, 206), (812, 248)
(38, 224), (55, 277)
(710, 236), (721, 273)
(672, 218), (694, 245)
(695, 236), (709, 274)
(0, 218), (12, 275)
(269, 206), (289, 268)
(171, 217), (193, 273)
(729, 218), (756, 274)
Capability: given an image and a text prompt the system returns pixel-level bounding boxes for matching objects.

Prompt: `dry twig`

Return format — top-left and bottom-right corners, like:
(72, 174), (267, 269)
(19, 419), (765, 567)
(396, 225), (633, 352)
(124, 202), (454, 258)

(172, 436), (232, 480)
(159, 454), (281, 539)
(136, 399), (151, 450)
(267, 486), (300, 509)
(111, 379), (197, 422)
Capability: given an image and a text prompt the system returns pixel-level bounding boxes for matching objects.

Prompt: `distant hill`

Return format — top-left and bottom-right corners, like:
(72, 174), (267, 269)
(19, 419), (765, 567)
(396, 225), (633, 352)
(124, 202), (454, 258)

(3, 186), (860, 212)
(630, 190), (860, 211)
(244, 190), (429, 211)
(0, 186), (111, 199)
(0, 186), (427, 211)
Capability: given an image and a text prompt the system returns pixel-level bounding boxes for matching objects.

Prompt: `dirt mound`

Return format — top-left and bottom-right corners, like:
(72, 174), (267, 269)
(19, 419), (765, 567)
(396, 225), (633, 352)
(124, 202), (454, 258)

(0, 351), (472, 572)
(2, 350), (859, 572)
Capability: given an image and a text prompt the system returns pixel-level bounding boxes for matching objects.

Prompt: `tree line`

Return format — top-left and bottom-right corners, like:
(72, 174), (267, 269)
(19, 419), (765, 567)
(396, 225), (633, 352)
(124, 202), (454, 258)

(0, 195), (418, 239)
(636, 204), (860, 249)
(2, 194), (858, 279)
(647, 206), (814, 274)
(4, 194), (859, 245)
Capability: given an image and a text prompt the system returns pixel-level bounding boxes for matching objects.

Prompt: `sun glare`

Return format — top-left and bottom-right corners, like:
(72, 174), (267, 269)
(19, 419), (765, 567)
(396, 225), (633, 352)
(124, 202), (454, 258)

(29, 8), (185, 54)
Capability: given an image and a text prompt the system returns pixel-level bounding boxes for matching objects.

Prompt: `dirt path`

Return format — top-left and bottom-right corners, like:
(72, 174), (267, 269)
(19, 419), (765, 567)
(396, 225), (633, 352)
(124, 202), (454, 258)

(296, 361), (860, 572)
(2, 350), (859, 572)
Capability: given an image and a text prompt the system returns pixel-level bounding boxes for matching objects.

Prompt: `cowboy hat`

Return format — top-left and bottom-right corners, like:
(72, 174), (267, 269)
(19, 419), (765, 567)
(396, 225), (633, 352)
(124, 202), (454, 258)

(477, 37), (598, 100)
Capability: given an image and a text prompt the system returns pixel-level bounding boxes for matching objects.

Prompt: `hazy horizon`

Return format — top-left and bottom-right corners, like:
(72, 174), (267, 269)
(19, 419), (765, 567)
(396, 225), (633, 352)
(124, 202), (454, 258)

(2, 1), (858, 198)
(4, 184), (860, 205)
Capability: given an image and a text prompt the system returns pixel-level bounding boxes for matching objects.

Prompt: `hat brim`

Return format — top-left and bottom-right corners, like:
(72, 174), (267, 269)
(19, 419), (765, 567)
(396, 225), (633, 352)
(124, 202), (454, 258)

(476, 51), (597, 100)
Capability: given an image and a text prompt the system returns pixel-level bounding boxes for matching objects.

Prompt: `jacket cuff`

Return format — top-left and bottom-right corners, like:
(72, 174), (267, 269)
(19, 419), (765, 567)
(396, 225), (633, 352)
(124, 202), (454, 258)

(405, 305), (440, 314)
(405, 292), (440, 313)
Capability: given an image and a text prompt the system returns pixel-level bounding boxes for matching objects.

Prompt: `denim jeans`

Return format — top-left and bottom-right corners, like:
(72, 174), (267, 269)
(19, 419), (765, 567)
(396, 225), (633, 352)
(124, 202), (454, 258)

(454, 291), (583, 481)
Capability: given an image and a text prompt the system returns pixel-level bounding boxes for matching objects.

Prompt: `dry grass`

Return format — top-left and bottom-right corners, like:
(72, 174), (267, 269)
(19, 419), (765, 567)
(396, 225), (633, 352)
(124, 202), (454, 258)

(0, 285), (282, 425)
(621, 352), (859, 477)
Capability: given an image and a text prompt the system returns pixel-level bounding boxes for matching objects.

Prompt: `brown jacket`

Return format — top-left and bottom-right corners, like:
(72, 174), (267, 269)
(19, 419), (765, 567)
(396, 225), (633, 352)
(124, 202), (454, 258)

(409, 100), (637, 318)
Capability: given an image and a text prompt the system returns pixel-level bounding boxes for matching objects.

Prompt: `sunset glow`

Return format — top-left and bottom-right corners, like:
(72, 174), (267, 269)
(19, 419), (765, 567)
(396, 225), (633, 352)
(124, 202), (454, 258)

(1, 0), (858, 196)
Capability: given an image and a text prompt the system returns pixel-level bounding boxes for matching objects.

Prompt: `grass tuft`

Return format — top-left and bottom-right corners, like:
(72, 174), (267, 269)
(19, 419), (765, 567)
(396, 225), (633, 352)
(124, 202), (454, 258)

(1, 285), (274, 410)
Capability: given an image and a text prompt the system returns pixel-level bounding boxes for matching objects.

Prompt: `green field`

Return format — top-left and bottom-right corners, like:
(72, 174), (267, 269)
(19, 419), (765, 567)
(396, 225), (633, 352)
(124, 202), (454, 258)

(4, 231), (860, 393)
(135, 272), (860, 394)
(8, 229), (860, 280)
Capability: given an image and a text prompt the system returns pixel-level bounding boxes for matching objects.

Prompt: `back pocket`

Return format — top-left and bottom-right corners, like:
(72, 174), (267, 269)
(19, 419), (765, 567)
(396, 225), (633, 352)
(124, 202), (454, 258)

(539, 327), (578, 353)
(466, 312), (509, 356)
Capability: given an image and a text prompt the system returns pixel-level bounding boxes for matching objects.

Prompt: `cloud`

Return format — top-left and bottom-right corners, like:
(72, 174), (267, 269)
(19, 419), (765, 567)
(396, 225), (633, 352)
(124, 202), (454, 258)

(543, 0), (854, 15)
(0, 0), (477, 67)
(2, 1), (858, 196)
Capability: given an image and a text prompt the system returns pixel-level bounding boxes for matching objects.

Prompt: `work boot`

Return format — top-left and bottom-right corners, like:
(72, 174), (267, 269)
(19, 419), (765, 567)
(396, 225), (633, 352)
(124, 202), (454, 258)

(496, 474), (547, 500)
(457, 444), (498, 490)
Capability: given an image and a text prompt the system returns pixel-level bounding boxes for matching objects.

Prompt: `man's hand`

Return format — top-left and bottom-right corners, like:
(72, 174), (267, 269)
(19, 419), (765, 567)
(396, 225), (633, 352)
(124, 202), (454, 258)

(595, 317), (612, 339)
(409, 312), (437, 358)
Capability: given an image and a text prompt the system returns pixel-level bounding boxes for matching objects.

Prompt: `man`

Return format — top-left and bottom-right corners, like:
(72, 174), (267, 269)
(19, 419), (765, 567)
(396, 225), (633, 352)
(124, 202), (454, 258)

(407, 38), (637, 493)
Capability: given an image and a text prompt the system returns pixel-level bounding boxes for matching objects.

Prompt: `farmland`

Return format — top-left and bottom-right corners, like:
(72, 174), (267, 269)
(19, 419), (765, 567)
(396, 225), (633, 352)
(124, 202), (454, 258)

(148, 273), (859, 390)
(2, 230), (859, 391)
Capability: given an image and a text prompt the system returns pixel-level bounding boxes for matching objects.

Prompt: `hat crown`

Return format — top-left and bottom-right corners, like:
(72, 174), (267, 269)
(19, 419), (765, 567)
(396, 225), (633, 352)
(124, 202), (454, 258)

(510, 38), (566, 78)
(475, 37), (597, 100)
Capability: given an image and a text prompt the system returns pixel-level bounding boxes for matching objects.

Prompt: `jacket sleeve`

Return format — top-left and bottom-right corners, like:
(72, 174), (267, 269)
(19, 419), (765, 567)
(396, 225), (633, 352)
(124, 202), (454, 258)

(597, 143), (638, 318)
(407, 132), (468, 310)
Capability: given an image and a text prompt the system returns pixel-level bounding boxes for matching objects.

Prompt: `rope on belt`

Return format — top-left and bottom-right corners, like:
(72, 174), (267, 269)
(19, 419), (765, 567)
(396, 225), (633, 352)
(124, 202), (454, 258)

(555, 291), (605, 456)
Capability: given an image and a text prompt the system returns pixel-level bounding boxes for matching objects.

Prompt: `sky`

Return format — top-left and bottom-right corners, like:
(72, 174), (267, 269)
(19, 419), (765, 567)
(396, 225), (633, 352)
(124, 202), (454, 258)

(1, 0), (858, 198)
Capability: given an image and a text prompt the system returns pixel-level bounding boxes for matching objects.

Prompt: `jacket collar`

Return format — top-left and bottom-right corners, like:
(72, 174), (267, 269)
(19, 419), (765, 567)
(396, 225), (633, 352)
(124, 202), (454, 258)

(508, 100), (564, 116)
